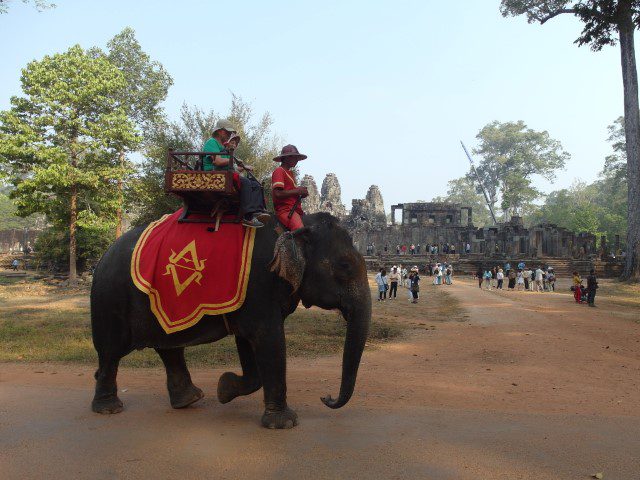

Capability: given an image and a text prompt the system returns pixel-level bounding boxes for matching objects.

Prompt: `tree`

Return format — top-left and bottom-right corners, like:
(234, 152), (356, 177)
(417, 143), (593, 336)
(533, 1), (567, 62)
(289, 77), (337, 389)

(469, 120), (569, 219)
(432, 176), (492, 226)
(0, 0), (54, 13)
(500, 0), (640, 280)
(0, 45), (137, 281)
(532, 181), (601, 233)
(91, 28), (173, 238)
(131, 96), (280, 226)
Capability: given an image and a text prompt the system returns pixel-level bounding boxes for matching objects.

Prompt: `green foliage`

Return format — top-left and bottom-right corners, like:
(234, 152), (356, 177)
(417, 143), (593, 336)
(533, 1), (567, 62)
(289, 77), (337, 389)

(33, 222), (113, 271)
(92, 27), (173, 134)
(432, 176), (492, 226)
(531, 119), (628, 243)
(131, 96), (281, 226)
(0, 45), (138, 272)
(469, 120), (569, 219)
(0, 191), (38, 229)
(500, 1), (640, 51)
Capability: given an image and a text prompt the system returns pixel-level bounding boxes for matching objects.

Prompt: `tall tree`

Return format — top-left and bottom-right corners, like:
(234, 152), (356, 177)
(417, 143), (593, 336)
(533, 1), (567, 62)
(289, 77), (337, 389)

(92, 28), (173, 237)
(131, 96), (280, 226)
(500, 0), (640, 280)
(469, 120), (569, 219)
(0, 45), (137, 281)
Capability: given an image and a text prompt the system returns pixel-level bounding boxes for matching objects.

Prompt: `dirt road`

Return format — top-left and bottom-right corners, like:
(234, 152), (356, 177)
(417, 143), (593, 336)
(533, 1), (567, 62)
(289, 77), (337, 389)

(1, 279), (639, 479)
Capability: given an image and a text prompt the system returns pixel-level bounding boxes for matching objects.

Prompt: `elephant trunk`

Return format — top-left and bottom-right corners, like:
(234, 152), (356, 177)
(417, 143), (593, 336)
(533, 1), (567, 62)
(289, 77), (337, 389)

(321, 290), (371, 409)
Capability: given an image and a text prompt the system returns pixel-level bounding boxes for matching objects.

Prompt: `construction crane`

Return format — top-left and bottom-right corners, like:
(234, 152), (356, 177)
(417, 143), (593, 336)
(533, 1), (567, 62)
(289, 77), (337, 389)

(460, 141), (498, 225)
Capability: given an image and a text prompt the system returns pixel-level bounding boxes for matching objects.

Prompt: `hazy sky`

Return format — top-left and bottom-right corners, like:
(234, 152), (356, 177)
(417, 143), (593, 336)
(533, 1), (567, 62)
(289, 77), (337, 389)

(0, 0), (629, 212)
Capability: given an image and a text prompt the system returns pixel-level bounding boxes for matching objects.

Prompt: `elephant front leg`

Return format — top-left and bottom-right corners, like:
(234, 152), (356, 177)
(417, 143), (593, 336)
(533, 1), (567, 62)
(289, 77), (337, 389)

(217, 336), (262, 404)
(252, 327), (298, 429)
(155, 348), (204, 409)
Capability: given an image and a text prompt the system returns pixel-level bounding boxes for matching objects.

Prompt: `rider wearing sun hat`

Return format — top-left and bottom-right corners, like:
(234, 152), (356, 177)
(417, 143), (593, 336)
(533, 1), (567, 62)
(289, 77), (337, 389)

(271, 144), (308, 230)
(202, 119), (270, 228)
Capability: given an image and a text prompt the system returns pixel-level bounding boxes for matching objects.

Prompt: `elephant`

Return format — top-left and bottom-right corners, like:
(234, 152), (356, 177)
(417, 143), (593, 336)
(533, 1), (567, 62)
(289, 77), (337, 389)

(90, 212), (371, 429)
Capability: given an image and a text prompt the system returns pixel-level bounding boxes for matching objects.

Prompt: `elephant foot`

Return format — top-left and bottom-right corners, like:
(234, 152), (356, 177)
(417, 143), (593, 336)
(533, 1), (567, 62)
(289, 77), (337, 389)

(261, 406), (298, 429)
(217, 372), (261, 404)
(92, 394), (123, 414)
(168, 383), (204, 409)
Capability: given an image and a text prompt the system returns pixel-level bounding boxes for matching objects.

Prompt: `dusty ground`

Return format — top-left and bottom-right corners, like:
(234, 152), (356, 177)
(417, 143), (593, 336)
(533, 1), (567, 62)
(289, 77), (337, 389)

(1, 276), (639, 480)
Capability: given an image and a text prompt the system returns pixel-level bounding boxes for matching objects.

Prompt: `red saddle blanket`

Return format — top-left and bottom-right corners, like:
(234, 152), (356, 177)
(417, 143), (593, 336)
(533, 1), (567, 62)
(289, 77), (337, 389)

(131, 209), (256, 333)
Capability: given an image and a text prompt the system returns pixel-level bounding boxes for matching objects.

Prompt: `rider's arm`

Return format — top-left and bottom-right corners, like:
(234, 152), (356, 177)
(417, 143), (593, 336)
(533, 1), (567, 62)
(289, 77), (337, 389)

(273, 187), (304, 199)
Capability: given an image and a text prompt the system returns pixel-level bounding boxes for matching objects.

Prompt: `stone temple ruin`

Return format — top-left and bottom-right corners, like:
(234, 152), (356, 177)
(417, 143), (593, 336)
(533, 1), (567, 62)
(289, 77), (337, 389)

(2, 171), (620, 276)
(300, 173), (622, 277)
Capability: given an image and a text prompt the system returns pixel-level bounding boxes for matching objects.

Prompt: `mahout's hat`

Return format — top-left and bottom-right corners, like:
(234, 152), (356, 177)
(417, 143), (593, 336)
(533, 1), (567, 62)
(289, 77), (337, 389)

(273, 144), (307, 162)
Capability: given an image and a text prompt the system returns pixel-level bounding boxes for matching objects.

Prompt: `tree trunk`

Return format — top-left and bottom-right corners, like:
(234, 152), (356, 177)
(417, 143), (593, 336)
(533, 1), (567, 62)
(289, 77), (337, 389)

(115, 150), (125, 239)
(69, 183), (78, 282)
(618, 4), (640, 281)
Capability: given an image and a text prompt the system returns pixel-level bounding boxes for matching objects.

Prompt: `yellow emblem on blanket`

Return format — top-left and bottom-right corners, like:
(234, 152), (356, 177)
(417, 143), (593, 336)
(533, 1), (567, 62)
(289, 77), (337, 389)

(163, 240), (207, 296)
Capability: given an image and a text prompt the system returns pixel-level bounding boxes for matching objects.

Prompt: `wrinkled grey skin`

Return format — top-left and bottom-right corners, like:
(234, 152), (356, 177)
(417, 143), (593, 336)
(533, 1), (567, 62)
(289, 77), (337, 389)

(90, 213), (371, 428)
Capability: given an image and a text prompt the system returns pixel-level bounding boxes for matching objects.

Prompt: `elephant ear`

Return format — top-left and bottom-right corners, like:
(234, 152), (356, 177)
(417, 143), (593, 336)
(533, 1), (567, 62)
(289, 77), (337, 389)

(269, 228), (310, 293)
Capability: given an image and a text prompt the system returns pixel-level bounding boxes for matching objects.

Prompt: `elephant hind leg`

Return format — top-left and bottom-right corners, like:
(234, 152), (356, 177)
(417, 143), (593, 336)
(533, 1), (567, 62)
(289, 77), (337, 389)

(92, 354), (124, 414)
(217, 336), (262, 404)
(156, 347), (204, 409)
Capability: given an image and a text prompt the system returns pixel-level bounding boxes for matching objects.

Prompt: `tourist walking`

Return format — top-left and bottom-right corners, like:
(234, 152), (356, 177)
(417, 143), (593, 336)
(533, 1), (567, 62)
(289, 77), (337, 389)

(496, 268), (504, 289)
(396, 244), (400, 255)
(375, 268), (388, 301)
(476, 266), (484, 288)
(516, 269), (524, 290)
(522, 267), (531, 291)
(483, 269), (492, 289)
(11, 258), (19, 271)
(388, 266), (400, 299)
(508, 269), (516, 290)
(572, 271), (583, 303)
(465, 242), (471, 254)
(547, 268), (556, 291)
(535, 267), (544, 292)
(586, 269), (598, 307)
(444, 264), (453, 285)
(409, 270), (420, 303)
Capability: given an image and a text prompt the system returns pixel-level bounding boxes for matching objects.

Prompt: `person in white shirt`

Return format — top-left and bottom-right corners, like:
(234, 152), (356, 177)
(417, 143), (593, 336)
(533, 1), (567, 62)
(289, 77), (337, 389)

(388, 266), (400, 299)
(496, 268), (504, 289)
(516, 269), (524, 290)
(522, 268), (532, 291)
(534, 267), (544, 292)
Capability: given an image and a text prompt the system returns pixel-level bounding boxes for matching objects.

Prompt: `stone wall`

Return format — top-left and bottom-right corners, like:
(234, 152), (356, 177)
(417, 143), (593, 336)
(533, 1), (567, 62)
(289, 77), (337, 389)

(0, 229), (40, 253)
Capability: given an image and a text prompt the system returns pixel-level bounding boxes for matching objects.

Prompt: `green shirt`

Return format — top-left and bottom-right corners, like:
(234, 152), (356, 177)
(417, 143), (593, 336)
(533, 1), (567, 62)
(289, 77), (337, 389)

(202, 137), (231, 171)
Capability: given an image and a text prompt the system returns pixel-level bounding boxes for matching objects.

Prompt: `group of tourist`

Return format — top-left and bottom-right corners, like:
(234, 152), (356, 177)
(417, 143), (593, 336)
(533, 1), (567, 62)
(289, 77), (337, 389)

(427, 262), (454, 285)
(572, 270), (599, 307)
(375, 265), (421, 303)
(369, 242), (473, 255)
(476, 262), (555, 292)
(475, 262), (600, 307)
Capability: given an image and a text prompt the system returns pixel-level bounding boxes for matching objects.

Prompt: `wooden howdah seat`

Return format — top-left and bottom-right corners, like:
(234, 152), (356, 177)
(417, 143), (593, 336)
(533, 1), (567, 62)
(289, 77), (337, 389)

(165, 149), (243, 227)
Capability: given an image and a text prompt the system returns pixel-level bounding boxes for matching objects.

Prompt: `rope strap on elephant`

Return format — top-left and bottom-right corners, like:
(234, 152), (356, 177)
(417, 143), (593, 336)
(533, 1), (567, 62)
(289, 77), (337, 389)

(131, 208), (256, 333)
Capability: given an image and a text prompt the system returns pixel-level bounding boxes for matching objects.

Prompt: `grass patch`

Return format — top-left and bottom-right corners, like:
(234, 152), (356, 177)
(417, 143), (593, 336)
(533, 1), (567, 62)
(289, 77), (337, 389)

(596, 279), (640, 310)
(0, 279), (403, 368)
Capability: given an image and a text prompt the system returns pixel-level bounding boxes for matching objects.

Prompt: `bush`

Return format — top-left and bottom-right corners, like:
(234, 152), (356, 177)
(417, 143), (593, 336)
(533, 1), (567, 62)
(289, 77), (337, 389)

(34, 224), (114, 272)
